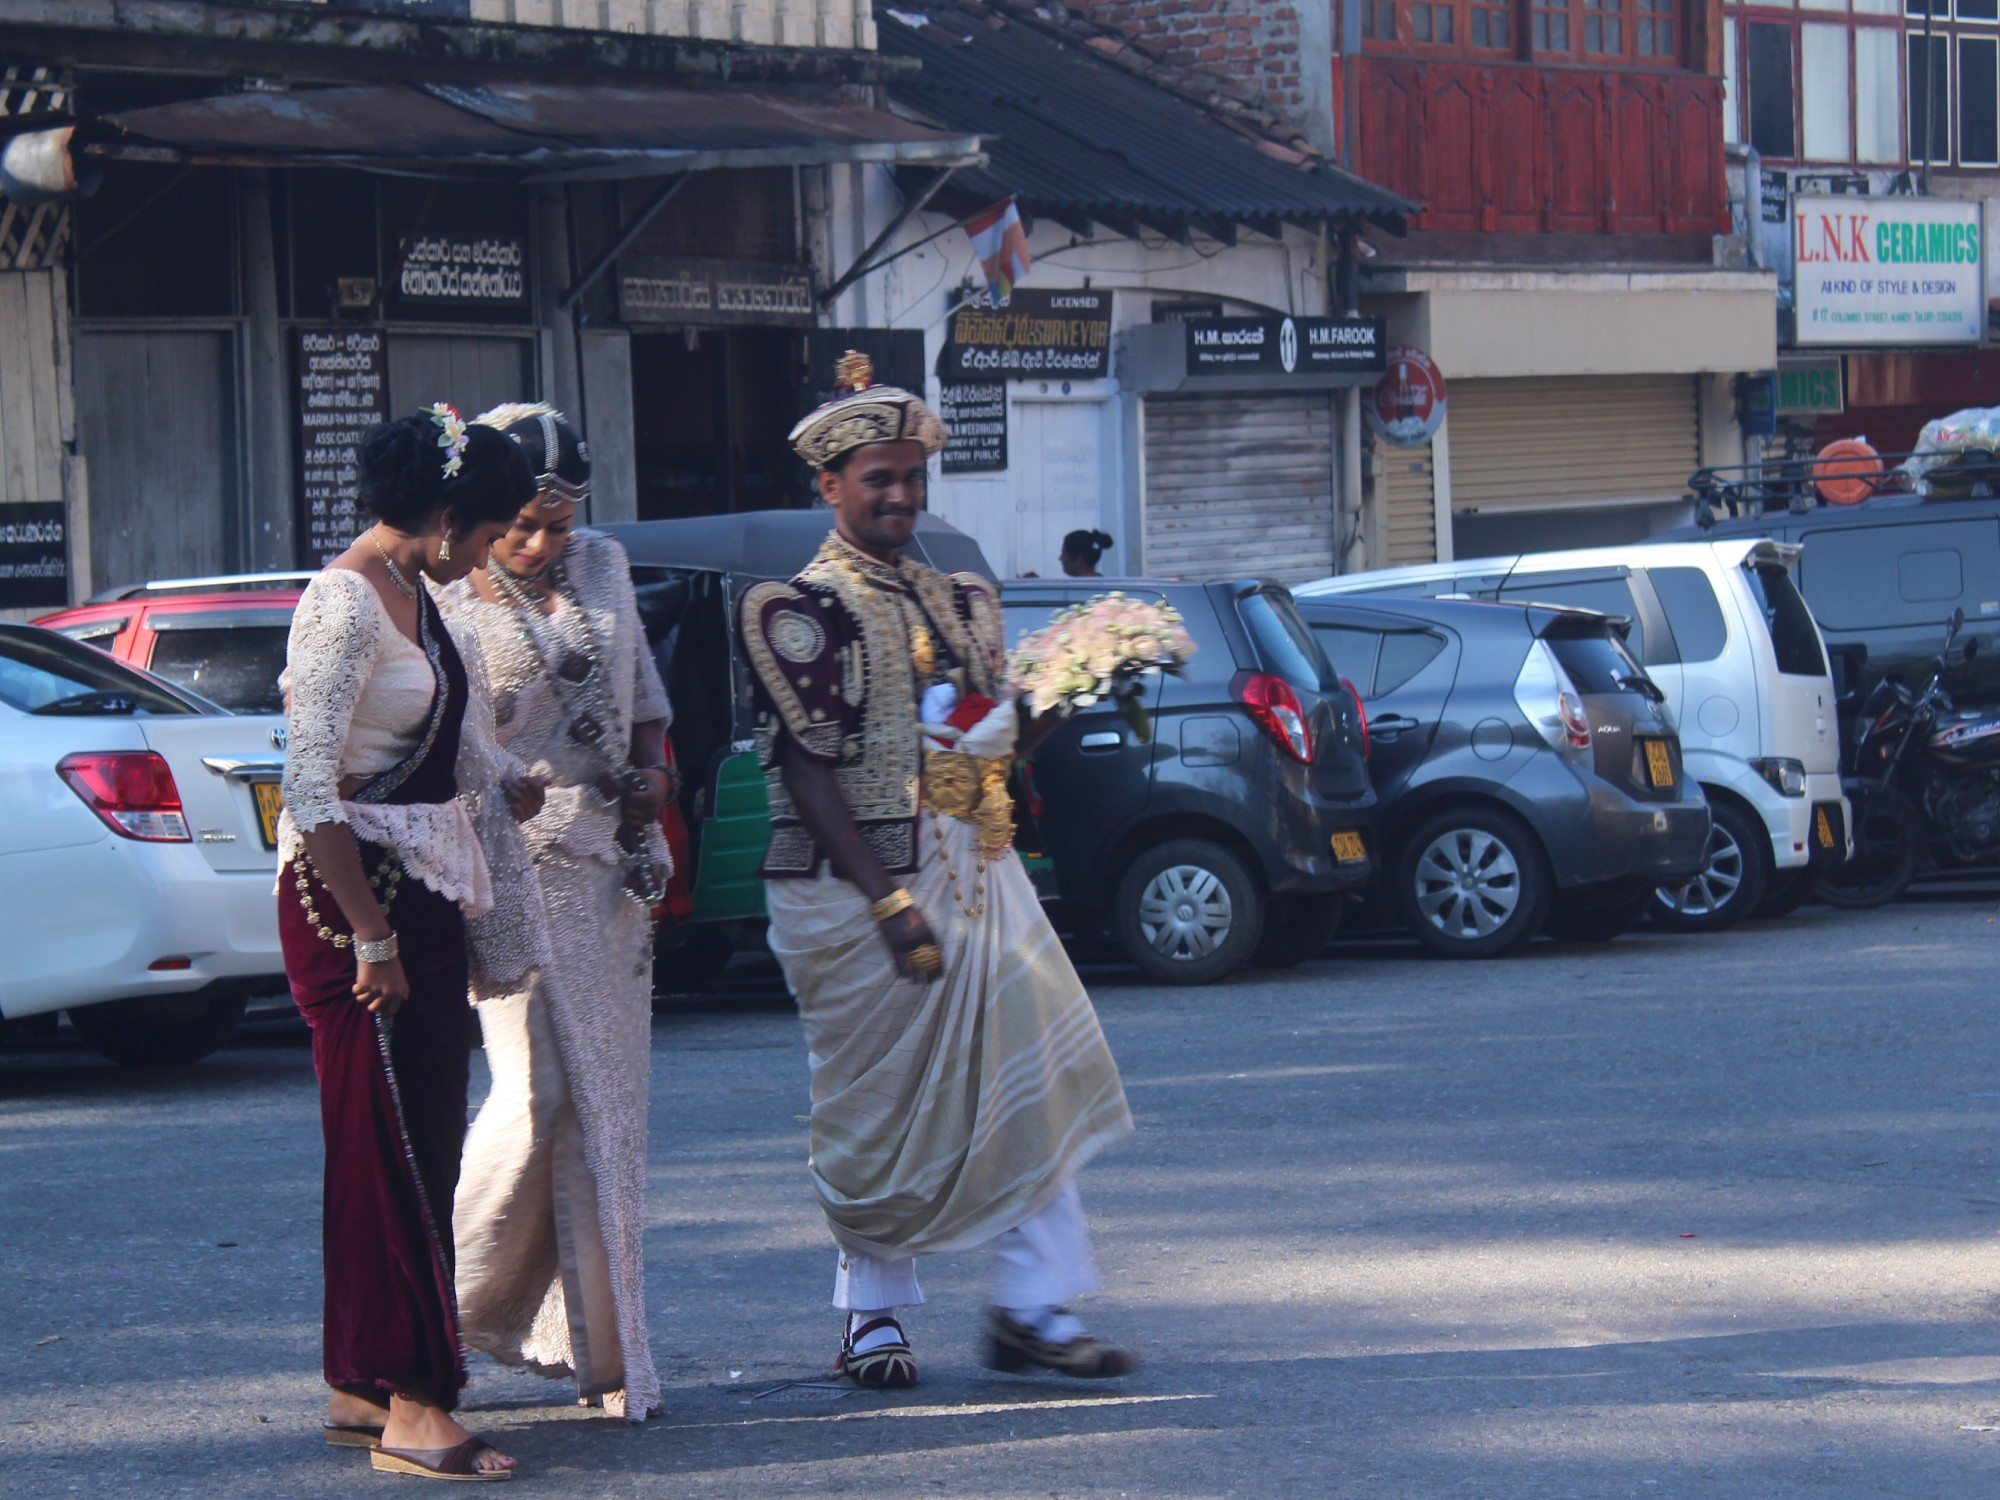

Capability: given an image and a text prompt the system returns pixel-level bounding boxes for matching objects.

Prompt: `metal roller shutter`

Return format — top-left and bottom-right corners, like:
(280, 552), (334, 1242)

(1447, 376), (1699, 513)
(1378, 442), (1437, 567)
(1142, 392), (1335, 584)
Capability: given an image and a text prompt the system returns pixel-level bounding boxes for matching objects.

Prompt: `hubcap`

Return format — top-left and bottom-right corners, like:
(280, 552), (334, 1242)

(1659, 821), (1743, 917)
(1412, 828), (1521, 939)
(1137, 863), (1233, 961)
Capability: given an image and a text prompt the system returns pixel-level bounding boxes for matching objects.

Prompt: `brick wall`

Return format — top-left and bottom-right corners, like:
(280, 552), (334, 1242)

(1073, 0), (1305, 124)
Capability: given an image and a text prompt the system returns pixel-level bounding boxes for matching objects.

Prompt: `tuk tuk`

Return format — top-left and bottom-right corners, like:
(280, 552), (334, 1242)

(604, 510), (1001, 995)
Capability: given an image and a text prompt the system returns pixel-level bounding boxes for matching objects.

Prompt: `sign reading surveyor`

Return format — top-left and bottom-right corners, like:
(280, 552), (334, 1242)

(941, 289), (1113, 379)
(293, 327), (390, 568)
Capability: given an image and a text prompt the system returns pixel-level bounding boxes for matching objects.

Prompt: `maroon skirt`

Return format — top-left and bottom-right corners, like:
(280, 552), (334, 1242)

(280, 846), (474, 1409)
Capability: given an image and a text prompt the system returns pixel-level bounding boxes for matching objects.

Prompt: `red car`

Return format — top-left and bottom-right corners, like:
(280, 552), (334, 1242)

(37, 574), (312, 716)
(38, 571), (695, 927)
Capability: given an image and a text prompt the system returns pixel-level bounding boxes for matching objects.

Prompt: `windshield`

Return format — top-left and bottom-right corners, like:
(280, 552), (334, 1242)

(1746, 563), (1829, 678)
(0, 627), (196, 715)
(1239, 589), (1337, 693)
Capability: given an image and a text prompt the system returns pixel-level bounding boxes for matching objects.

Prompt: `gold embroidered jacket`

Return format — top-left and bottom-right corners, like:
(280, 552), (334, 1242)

(740, 532), (1003, 878)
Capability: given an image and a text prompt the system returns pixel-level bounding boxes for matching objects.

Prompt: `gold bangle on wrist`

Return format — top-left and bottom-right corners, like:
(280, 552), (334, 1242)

(869, 888), (916, 923)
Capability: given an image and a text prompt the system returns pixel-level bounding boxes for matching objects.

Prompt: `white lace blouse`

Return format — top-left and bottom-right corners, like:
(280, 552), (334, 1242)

(277, 568), (499, 915)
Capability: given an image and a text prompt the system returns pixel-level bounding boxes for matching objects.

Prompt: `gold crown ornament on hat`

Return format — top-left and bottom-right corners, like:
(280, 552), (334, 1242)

(789, 351), (950, 470)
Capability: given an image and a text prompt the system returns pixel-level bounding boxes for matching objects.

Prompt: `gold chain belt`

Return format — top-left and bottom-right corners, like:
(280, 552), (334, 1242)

(920, 749), (1015, 865)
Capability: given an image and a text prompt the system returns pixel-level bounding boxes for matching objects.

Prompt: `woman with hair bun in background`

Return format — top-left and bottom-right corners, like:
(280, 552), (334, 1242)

(1060, 529), (1114, 578)
(278, 406), (541, 1482)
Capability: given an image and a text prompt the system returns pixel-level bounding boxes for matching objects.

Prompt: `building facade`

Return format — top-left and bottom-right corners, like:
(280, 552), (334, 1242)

(1725, 0), (2000, 460)
(0, 0), (970, 608)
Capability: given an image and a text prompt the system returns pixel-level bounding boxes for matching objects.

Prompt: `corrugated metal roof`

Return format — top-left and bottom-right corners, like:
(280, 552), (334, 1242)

(880, 4), (1411, 231)
(87, 82), (982, 182)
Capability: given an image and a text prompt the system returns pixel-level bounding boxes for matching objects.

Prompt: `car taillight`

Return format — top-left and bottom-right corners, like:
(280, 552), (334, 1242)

(1234, 671), (1313, 763)
(1340, 676), (1370, 759)
(1513, 640), (1592, 754)
(1558, 687), (1592, 750)
(57, 751), (191, 842)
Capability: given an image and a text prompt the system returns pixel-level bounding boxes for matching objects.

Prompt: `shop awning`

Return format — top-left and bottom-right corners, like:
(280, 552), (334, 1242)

(879, 4), (1412, 237)
(80, 81), (984, 182)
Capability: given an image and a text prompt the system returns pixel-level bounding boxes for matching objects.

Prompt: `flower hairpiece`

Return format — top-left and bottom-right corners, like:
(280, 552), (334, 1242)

(426, 401), (468, 480)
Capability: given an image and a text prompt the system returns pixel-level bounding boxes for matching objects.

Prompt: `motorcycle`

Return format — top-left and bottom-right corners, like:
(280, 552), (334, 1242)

(1820, 607), (1999, 909)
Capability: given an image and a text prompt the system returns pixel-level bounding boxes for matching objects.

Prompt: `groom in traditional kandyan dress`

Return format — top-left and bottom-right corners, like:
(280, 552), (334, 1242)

(739, 353), (1138, 1387)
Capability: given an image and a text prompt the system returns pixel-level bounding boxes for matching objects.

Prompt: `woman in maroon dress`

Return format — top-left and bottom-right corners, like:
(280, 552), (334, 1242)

(278, 408), (538, 1481)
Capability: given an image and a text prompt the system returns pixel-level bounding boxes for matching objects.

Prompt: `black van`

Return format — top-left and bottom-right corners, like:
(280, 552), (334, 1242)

(1662, 483), (2000, 727)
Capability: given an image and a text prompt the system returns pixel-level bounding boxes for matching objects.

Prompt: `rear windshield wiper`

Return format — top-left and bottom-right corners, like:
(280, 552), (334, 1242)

(1615, 673), (1665, 703)
(30, 691), (141, 716)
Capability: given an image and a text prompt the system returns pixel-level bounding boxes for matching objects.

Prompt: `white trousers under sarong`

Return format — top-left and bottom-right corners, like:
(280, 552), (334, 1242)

(833, 1179), (1100, 1312)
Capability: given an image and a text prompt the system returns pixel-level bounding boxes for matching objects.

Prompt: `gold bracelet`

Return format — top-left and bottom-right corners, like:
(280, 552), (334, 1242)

(869, 888), (916, 923)
(907, 942), (943, 974)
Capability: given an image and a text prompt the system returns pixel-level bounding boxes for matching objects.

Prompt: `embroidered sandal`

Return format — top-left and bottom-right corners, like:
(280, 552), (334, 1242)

(835, 1316), (919, 1390)
(369, 1437), (514, 1482)
(983, 1307), (1140, 1379)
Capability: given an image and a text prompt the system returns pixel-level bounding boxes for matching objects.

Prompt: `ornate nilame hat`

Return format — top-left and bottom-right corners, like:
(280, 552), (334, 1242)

(789, 352), (949, 471)
(473, 401), (590, 507)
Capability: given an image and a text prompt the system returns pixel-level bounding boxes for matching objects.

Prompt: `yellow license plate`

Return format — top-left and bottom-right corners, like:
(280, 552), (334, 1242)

(1331, 830), (1368, 864)
(1643, 739), (1674, 789)
(252, 781), (284, 850)
(1815, 806), (1835, 849)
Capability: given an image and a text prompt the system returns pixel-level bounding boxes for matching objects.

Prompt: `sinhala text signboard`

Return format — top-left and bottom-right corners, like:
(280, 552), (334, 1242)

(1793, 195), (1983, 347)
(941, 289), (1113, 380)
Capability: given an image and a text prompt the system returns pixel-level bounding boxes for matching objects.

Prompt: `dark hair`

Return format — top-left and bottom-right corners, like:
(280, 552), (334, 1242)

(358, 413), (535, 533)
(484, 406), (589, 496)
(1062, 529), (1113, 566)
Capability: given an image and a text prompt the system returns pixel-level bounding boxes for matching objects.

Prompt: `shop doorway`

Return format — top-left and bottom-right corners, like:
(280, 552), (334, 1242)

(631, 328), (801, 519)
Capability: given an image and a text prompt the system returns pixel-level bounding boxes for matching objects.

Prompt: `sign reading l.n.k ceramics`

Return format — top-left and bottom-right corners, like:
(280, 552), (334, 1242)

(1793, 195), (1983, 347)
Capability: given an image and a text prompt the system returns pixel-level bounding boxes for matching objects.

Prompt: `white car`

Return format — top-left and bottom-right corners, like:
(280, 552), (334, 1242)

(1297, 538), (1852, 931)
(0, 622), (286, 1064)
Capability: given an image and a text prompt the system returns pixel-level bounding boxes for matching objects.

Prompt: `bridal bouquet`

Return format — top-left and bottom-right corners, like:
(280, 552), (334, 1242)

(1008, 592), (1196, 743)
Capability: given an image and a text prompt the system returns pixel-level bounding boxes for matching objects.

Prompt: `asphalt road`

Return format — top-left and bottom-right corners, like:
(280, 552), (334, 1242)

(7, 902), (2000, 1498)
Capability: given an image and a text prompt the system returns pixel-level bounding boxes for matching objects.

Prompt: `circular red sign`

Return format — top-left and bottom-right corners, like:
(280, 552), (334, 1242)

(1367, 346), (1447, 449)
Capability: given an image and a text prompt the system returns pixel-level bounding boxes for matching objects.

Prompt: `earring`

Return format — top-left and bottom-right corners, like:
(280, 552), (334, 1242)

(438, 534), (452, 564)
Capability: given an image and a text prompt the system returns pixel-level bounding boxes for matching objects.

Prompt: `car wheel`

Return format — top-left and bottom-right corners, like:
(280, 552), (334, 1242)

(65, 990), (248, 1068)
(1395, 806), (1552, 958)
(1652, 799), (1768, 933)
(1754, 865), (1821, 919)
(1251, 893), (1344, 969)
(1543, 888), (1652, 943)
(1113, 838), (1264, 985)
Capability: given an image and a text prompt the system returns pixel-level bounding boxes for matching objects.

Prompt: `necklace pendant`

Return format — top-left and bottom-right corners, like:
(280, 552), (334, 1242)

(557, 650), (594, 684)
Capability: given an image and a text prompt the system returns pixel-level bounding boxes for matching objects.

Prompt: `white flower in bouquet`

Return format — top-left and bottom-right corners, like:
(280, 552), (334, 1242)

(1008, 592), (1196, 742)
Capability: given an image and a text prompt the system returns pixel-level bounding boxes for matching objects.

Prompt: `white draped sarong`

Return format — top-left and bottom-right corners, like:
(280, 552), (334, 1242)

(766, 815), (1133, 1260)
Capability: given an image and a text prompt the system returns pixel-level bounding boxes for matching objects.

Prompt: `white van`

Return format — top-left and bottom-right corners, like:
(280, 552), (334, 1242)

(1296, 539), (1851, 930)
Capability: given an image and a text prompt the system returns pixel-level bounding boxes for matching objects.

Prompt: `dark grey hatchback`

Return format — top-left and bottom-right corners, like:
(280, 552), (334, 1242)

(1297, 595), (1710, 957)
(1003, 580), (1377, 984)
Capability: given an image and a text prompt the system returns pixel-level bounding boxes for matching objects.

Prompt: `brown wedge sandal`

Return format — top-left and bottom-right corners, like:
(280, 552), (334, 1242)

(983, 1307), (1140, 1379)
(835, 1316), (919, 1390)
(323, 1420), (386, 1448)
(369, 1437), (514, 1481)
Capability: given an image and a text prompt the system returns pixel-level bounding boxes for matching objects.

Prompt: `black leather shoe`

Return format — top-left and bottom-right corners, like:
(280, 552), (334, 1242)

(983, 1307), (1140, 1378)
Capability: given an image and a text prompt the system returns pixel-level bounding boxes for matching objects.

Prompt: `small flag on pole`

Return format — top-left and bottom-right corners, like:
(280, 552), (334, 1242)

(962, 197), (1032, 298)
